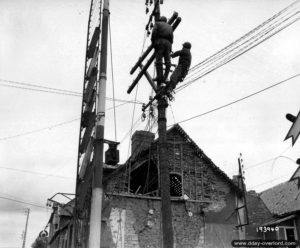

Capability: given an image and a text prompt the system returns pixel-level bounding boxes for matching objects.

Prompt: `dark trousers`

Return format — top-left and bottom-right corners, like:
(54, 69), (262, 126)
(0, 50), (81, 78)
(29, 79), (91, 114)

(169, 64), (188, 90)
(154, 39), (172, 83)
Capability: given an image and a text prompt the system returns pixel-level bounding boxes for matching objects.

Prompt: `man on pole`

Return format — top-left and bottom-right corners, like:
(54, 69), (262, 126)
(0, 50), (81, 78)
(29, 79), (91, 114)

(168, 41), (192, 91)
(151, 16), (174, 84)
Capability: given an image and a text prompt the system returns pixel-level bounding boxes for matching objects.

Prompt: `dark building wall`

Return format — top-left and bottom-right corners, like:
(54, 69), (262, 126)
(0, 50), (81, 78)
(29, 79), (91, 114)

(246, 193), (274, 239)
(295, 215), (300, 242)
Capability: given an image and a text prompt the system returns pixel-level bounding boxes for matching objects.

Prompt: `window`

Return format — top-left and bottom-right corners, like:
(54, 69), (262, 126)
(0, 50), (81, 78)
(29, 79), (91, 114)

(170, 172), (182, 197)
(130, 160), (158, 195)
(285, 228), (296, 242)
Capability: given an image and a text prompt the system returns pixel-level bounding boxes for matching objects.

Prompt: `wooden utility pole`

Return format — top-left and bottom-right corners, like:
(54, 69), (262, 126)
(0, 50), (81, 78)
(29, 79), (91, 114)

(153, 1), (174, 247)
(22, 208), (30, 248)
(88, 0), (109, 247)
(127, 1), (178, 246)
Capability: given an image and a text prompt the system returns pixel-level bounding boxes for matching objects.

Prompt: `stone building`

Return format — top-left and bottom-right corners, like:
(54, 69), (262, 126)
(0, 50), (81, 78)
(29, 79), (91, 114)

(98, 124), (245, 247)
(259, 166), (300, 243)
(46, 124), (248, 248)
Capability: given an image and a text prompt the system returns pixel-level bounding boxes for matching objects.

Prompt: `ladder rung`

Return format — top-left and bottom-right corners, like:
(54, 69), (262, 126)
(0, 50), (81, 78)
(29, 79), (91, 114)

(84, 73), (97, 104)
(77, 163), (92, 210)
(86, 48), (99, 79)
(79, 138), (93, 179)
(80, 121), (94, 154)
(87, 27), (100, 59)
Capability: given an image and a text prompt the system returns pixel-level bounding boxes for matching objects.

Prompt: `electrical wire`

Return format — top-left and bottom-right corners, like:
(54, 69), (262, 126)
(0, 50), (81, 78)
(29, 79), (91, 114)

(119, 116), (142, 144)
(0, 102), (130, 142)
(0, 166), (75, 180)
(184, 13), (299, 84)
(173, 73), (300, 126)
(169, 104), (176, 124)
(227, 149), (294, 176)
(248, 172), (293, 190)
(0, 79), (81, 94)
(0, 118), (79, 141)
(109, 15), (118, 141)
(0, 79), (143, 104)
(187, 0), (299, 74)
(0, 82), (81, 97)
(127, 84), (140, 158)
(0, 195), (49, 209)
(176, 2), (300, 92)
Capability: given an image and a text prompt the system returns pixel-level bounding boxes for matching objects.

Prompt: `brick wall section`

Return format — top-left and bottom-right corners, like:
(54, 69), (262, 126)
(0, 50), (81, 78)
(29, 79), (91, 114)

(100, 194), (238, 248)
(165, 128), (232, 202)
(104, 168), (127, 194)
(102, 126), (241, 247)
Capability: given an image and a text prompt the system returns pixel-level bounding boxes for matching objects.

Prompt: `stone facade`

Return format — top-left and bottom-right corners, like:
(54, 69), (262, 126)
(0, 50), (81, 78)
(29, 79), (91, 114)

(101, 124), (243, 247)
(100, 195), (239, 248)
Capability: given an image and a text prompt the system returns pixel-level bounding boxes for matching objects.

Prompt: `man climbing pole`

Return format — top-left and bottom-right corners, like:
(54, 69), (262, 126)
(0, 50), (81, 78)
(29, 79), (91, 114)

(151, 16), (174, 84)
(168, 41), (192, 92)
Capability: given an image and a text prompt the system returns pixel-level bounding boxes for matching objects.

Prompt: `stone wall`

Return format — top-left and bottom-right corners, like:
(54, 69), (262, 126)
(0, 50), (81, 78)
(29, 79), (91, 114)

(101, 195), (238, 248)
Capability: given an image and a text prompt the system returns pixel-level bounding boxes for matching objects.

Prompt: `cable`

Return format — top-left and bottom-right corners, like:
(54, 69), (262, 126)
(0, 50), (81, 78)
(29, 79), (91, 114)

(0, 102), (130, 142)
(188, 0), (299, 74)
(188, 1), (299, 74)
(0, 195), (49, 209)
(169, 104), (176, 124)
(227, 147), (293, 176)
(184, 13), (299, 86)
(176, 2), (300, 92)
(173, 73), (300, 126)
(0, 118), (79, 141)
(248, 172), (293, 190)
(119, 115), (143, 144)
(0, 82), (81, 97)
(0, 79), (82, 94)
(127, 85), (140, 158)
(109, 15), (117, 141)
(0, 79), (143, 104)
(0, 166), (75, 180)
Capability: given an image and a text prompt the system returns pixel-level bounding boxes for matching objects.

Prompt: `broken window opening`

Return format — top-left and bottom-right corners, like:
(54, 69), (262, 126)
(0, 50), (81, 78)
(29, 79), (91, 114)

(129, 160), (158, 196)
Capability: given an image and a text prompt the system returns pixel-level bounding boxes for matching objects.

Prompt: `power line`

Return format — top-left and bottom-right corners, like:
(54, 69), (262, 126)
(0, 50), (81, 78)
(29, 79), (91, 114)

(0, 78), (81, 94)
(0, 82), (81, 97)
(0, 102), (130, 141)
(0, 118), (79, 141)
(0, 195), (49, 209)
(174, 73), (300, 125)
(188, 1), (299, 74)
(0, 166), (75, 180)
(248, 172), (292, 190)
(177, 2), (300, 91)
(109, 15), (118, 141)
(0, 79), (143, 104)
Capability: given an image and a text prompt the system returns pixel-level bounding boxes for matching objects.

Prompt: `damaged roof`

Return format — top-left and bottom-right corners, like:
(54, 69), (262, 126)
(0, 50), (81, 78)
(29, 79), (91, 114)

(105, 124), (241, 193)
(167, 124), (241, 191)
(260, 178), (300, 216)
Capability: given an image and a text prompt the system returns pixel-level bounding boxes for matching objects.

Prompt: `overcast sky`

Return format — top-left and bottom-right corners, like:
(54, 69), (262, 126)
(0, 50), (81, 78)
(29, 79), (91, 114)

(0, 0), (300, 247)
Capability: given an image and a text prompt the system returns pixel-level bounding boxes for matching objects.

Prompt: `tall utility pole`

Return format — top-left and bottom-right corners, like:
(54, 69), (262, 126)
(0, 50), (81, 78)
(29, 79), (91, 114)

(88, 0), (109, 247)
(128, 1), (177, 246)
(153, 1), (174, 247)
(22, 208), (30, 248)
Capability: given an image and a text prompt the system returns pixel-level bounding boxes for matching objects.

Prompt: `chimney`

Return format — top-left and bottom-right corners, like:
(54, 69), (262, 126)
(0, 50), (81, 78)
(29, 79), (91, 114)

(247, 190), (257, 196)
(131, 130), (155, 159)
